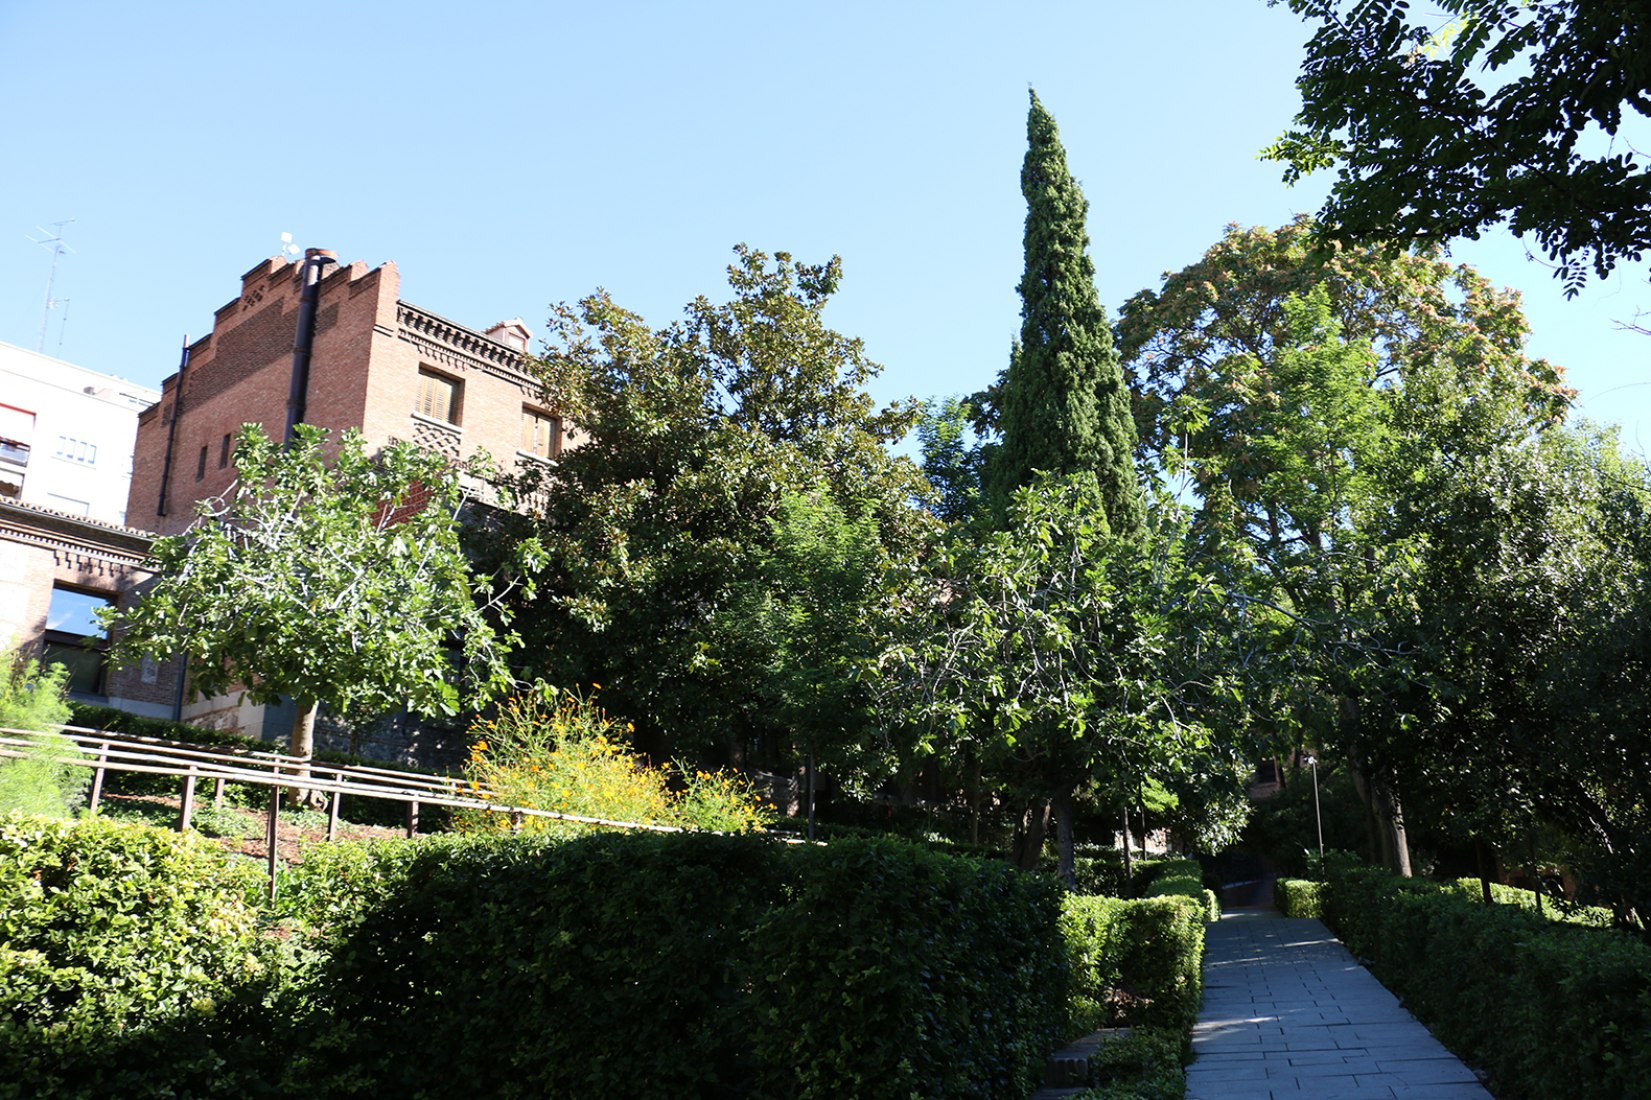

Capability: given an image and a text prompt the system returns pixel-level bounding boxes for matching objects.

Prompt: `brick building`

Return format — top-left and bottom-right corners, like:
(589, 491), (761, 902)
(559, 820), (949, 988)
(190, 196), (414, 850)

(123, 250), (563, 758)
(130, 250), (563, 536)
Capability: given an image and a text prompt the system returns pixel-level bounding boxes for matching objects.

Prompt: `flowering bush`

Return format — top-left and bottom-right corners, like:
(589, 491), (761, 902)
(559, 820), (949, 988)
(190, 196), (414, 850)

(459, 685), (769, 834)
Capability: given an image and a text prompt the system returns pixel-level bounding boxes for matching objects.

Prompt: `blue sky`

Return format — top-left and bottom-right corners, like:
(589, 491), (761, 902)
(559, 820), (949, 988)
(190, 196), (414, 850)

(2, 1), (1647, 455)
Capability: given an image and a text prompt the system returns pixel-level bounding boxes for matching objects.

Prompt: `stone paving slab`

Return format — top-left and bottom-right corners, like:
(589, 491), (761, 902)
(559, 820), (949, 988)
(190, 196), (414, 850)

(1184, 909), (1493, 1100)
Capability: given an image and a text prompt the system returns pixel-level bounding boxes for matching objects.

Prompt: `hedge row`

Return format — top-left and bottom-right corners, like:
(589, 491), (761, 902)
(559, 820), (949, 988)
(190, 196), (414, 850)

(1274, 877), (1323, 919)
(1, 817), (1073, 1100)
(1137, 857), (1220, 921)
(1061, 893), (1205, 1035)
(1321, 860), (1651, 1099)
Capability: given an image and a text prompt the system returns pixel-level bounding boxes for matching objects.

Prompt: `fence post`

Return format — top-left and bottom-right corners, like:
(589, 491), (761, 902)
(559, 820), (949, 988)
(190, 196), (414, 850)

(406, 799), (419, 839)
(266, 785), (280, 901)
(212, 776), (226, 810)
(326, 774), (341, 843)
(87, 740), (110, 813)
(178, 764), (197, 832)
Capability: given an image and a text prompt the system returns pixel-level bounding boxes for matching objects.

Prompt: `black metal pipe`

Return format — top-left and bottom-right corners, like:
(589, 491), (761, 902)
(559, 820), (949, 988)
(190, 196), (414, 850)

(154, 336), (190, 517)
(284, 248), (337, 442)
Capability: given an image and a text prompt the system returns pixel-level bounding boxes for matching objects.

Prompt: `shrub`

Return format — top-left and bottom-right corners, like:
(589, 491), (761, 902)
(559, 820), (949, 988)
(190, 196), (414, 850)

(459, 686), (770, 833)
(1062, 893), (1205, 1034)
(1078, 1027), (1187, 1099)
(1138, 857), (1220, 921)
(0, 814), (276, 1099)
(285, 831), (1067, 1100)
(0, 648), (84, 818)
(747, 838), (1068, 1099)
(1274, 877), (1323, 919)
(1321, 858), (1651, 1099)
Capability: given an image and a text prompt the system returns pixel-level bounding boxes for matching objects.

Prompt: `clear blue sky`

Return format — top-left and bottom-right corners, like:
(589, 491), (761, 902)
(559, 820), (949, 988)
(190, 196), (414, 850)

(2, 1), (1647, 455)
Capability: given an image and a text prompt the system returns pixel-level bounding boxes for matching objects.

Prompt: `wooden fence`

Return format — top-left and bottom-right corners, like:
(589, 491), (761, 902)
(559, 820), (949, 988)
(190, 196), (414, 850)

(0, 724), (684, 896)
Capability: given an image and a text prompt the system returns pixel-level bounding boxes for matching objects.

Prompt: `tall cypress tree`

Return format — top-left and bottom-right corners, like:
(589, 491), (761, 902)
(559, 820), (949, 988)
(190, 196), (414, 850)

(991, 90), (1143, 537)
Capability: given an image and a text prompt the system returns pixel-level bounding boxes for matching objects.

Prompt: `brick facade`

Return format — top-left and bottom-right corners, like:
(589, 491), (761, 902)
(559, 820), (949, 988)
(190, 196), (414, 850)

(130, 252), (565, 536)
(120, 250), (562, 760)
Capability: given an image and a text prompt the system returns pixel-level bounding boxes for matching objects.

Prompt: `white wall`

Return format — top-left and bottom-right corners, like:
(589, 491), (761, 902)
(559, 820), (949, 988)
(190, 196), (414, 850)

(0, 341), (158, 527)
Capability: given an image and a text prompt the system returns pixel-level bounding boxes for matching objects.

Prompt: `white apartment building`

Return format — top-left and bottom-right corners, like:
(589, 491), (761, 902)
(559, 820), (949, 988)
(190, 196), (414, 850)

(0, 340), (159, 526)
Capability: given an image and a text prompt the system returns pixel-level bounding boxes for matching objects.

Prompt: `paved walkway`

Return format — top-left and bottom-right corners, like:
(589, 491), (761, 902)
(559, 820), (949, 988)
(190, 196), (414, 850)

(1185, 909), (1493, 1100)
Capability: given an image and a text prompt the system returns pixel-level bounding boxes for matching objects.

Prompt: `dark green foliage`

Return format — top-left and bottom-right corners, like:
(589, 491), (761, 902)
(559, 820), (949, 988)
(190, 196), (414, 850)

(1268, 0), (1651, 295)
(1136, 858), (1220, 922)
(1274, 878), (1324, 919)
(1321, 859), (1651, 1099)
(1060, 894), (1206, 1034)
(1079, 1028), (1188, 1100)
(1051, 845), (1130, 899)
(0, 815), (278, 1100)
(1239, 766), (1369, 876)
(991, 91), (1142, 535)
(748, 838), (1069, 1099)
(285, 832), (1067, 1100)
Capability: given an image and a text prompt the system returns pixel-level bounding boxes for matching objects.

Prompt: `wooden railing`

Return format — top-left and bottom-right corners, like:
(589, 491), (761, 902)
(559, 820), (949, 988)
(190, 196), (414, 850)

(0, 724), (684, 896)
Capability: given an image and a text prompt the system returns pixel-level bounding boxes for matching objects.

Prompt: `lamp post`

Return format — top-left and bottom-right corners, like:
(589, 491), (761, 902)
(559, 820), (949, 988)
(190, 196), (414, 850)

(1306, 754), (1324, 870)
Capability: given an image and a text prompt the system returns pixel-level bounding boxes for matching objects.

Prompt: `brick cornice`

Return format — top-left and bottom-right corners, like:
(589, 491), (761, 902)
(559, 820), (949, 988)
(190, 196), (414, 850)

(0, 501), (153, 567)
(395, 302), (537, 390)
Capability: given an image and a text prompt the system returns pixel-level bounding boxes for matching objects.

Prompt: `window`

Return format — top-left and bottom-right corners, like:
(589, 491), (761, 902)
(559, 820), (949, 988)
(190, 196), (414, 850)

(195, 444), (208, 480)
(0, 404), (34, 465)
(43, 586), (112, 696)
(45, 493), (89, 516)
(54, 436), (98, 465)
(219, 433), (232, 468)
(520, 407), (561, 458)
(416, 368), (461, 425)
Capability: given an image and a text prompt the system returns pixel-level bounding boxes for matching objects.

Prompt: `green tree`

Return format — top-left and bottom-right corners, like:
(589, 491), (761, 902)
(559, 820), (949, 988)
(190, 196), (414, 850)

(1265, 0), (1651, 294)
(105, 424), (527, 784)
(877, 473), (1233, 881)
(497, 245), (928, 770)
(1118, 221), (1572, 874)
(989, 90), (1143, 535)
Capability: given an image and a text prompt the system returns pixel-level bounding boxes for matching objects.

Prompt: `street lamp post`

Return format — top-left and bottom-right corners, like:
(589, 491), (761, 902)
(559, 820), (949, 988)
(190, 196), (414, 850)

(1306, 754), (1324, 871)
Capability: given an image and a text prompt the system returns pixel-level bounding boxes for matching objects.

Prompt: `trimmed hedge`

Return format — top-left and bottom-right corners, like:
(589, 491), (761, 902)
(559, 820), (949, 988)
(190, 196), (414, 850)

(1274, 877), (1323, 919)
(1138, 857), (1220, 921)
(283, 831), (1069, 1099)
(1061, 893), (1205, 1034)
(0, 813), (278, 1099)
(1322, 860), (1651, 1099)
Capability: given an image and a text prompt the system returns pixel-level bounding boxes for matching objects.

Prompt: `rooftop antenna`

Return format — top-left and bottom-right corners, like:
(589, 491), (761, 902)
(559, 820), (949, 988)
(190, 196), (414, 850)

(28, 219), (75, 353)
(279, 231), (301, 262)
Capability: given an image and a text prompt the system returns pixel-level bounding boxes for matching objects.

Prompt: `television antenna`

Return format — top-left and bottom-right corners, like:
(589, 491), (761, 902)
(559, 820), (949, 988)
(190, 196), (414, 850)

(279, 231), (301, 261)
(28, 219), (74, 353)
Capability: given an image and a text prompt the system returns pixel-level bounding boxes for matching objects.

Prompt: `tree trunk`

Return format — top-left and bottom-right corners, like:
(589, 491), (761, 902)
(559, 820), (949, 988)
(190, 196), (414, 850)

(1375, 778), (1413, 877)
(1053, 786), (1076, 889)
(288, 698), (322, 809)
(1013, 799), (1050, 871)
(968, 752), (982, 847)
(1475, 837), (1496, 905)
(1121, 808), (1135, 885)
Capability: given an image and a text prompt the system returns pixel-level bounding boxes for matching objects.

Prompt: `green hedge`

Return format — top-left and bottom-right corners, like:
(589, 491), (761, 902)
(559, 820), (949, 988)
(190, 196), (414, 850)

(1322, 860), (1651, 1099)
(0, 813), (279, 1099)
(1274, 877), (1323, 919)
(1138, 857), (1220, 921)
(283, 831), (1069, 1099)
(1061, 893), (1205, 1034)
(1440, 877), (1616, 928)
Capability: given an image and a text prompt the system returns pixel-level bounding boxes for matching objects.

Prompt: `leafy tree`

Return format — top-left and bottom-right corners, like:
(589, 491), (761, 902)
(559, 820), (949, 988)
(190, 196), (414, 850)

(105, 424), (527, 783)
(916, 396), (984, 523)
(497, 246), (927, 770)
(1118, 221), (1573, 874)
(877, 473), (1233, 880)
(1265, 0), (1651, 294)
(989, 90), (1143, 535)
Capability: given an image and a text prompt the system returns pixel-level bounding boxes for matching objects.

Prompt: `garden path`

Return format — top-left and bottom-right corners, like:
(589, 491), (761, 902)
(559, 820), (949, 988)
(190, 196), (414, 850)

(1185, 909), (1493, 1100)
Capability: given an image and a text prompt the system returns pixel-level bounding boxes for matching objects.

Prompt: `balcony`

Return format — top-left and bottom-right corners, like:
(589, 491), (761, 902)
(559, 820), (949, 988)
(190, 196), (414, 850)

(0, 437), (30, 467)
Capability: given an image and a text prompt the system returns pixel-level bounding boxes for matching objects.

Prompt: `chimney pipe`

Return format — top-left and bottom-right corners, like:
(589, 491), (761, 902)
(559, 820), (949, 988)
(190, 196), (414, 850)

(284, 248), (338, 442)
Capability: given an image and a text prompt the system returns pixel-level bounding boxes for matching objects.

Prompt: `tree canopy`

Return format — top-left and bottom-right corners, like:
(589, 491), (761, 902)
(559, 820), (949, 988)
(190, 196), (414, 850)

(989, 90), (1143, 535)
(1266, 0), (1651, 294)
(106, 424), (527, 763)
(495, 245), (928, 771)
